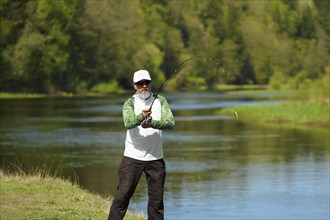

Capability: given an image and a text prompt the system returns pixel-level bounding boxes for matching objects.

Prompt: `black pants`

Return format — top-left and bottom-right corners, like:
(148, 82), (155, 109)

(108, 157), (166, 220)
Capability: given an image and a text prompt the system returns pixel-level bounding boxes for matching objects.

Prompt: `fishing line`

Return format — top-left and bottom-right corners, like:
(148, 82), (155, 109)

(148, 55), (220, 112)
(141, 56), (221, 123)
(142, 55), (240, 122)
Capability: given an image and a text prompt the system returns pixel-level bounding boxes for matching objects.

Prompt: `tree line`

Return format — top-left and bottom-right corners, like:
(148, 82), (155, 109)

(1, 0), (329, 94)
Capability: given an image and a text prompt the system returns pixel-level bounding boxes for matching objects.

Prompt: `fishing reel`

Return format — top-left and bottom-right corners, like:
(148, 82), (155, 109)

(142, 115), (152, 124)
(145, 115), (152, 122)
(140, 115), (152, 127)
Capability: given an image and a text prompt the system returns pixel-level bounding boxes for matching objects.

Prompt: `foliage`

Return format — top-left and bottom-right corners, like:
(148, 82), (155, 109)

(0, 0), (329, 94)
(297, 70), (330, 103)
(91, 80), (124, 94)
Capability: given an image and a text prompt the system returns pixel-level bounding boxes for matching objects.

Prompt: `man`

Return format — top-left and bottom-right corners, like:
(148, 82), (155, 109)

(108, 70), (175, 220)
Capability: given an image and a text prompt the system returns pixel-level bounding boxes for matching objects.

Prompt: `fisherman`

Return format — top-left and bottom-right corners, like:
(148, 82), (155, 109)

(108, 70), (175, 220)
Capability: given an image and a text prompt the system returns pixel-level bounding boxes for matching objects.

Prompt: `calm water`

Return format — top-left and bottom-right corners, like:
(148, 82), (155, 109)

(1, 92), (329, 220)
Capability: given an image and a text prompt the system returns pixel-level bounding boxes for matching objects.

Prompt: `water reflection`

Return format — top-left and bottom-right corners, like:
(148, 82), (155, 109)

(0, 93), (329, 219)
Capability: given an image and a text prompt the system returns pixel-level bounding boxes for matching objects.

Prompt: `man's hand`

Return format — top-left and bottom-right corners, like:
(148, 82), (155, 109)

(142, 109), (151, 118)
(141, 108), (152, 128)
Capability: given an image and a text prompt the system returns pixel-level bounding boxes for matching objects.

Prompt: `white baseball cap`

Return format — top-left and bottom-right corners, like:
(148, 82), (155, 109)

(133, 70), (151, 83)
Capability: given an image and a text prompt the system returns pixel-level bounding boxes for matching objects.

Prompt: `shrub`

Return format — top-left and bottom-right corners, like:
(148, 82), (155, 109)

(91, 80), (123, 94)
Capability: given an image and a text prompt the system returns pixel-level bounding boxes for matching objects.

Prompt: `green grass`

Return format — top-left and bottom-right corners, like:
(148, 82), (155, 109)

(0, 92), (78, 99)
(219, 102), (329, 128)
(213, 84), (268, 92)
(0, 91), (127, 99)
(0, 169), (144, 220)
(0, 93), (47, 99)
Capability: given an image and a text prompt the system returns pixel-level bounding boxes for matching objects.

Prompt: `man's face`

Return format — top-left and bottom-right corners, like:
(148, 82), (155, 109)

(133, 80), (151, 95)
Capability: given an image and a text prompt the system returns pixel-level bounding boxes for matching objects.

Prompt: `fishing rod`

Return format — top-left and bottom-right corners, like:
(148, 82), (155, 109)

(144, 55), (220, 122)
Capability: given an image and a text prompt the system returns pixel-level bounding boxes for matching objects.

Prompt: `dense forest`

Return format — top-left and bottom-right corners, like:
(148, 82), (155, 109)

(0, 0), (329, 94)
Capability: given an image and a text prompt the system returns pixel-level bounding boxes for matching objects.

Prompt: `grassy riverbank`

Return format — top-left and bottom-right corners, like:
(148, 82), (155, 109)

(219, 101), (329, 129)
(0, 170), (144, 220)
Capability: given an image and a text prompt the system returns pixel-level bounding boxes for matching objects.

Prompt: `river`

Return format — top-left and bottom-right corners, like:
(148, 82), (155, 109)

(1, 92), (329, 219)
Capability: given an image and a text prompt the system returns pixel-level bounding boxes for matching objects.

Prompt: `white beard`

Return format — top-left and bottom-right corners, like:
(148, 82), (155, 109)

(137, 91), (151, 100)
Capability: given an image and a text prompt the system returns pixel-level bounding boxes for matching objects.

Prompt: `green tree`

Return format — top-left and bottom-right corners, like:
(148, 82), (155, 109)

(0, 0), (328, 93)
(0, 0), (29, 91)
(161, 27), (184, 82)
(71, 0), (146, 90)
(269, 0), (300, 37)
(314, 0), (330, 36)
(1, 0), (78, 92)
(296, 4), (316, 39)
(133, 43), (165, 88)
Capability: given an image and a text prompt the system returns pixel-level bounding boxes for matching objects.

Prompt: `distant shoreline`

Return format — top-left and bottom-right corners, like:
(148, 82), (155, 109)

(219, 101), (329, 129)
